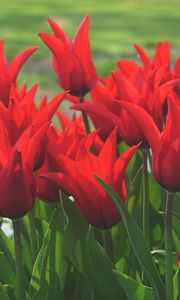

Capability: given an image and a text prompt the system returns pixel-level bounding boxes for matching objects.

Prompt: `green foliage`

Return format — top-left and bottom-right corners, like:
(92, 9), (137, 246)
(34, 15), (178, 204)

(95, 174), (165, 300)
(114, 270), (154, 300)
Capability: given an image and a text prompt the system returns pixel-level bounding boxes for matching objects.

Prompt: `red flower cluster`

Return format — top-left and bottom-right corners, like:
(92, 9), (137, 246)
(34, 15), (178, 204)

(1, 16), (180, 229)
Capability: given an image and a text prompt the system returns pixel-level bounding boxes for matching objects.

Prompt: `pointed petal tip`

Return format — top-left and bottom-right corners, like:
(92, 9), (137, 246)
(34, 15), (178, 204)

(80, 15), (90, 28)
(133, 43), (139, 50)
(38, 32), (46, 39)
(24, 45), (39, 55)
(47, 17), (54, 24)
(84, 15), (90, 21)
(32, 82), (39, 90)
(30, 45), (39, 51)
(47, 18), (59, 29)
(38, 32), (51, 42)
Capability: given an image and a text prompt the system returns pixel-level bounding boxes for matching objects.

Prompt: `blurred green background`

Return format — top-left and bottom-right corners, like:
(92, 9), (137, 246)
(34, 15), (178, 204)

(0, 0), (180, 97)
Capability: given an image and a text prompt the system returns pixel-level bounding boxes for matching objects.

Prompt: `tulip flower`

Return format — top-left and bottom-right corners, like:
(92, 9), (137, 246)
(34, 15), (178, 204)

(37, 116), (103, 203)
(0, 84), (66, 146)
(134, 41), (170, 74)
(170, 58), (180, 99)
(0, 40), (38, 106)
(39, 16), (97, 97)
(0, 122), (50, 219)
(73, 68), (179, 147)
(0, 82), (66, 214)
(120, 95), (180, 192)
(41, 129), (139, 228)
(89, 74), (121, 140)
(130, 42), (180, 113)
(36, 117), (86, 203)
(0, 148), (36, 218)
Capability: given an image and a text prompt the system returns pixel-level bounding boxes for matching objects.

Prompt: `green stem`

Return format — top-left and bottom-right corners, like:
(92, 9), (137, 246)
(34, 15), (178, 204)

(142, 150), (149, 246)
(12, 219), (26, 300)
(79, 96), (91, 134)
(103, 230), (114, 262)
(165, 192), (174, 300)
(28, 210), (38, 262)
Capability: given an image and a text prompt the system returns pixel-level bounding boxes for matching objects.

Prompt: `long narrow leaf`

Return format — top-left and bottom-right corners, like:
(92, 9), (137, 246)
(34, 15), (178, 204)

(94, 174), (165, 300)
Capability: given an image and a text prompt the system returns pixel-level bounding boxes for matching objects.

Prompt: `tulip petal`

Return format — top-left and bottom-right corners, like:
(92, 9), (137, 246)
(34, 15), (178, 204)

(114, 143), (140, 183)
(99, 128), (117, 174)
(112, 71), (140, 104)
(117, 60), (138, 77)
(39, 33), (74, 89)
(0, 149), (35, 218)
(73, 16), (97, 78)
(134, 44), (151, 71)
(162, 96), (180, 143)
(0, 40), (8, 102)
(40, 172), (75, 197)
(120, 101), (161, 157)
(159, 137), (180, 192)
(25, 122), (51, 171)
(48, 18), (71, 45)
(33, 91), (67, 130)
(174, 58), (180, 77)
(72, 102), (120, 134)
(8, 46), (38, 83)
(152, 41), (170, 69)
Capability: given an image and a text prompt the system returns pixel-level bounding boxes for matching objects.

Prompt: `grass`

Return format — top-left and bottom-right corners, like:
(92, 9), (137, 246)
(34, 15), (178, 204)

(0, 0), (180, 97)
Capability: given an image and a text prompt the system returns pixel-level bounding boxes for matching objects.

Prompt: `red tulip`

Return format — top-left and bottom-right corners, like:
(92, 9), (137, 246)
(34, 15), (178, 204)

(39, 16), (97, 96)
(89, 74), (121, 140)
(37, 116), (103, 203)
(0, 84), (66, 146)
(171, 58), (180, 99)
(41, 129), (139, 228)
(0, 81), (65, 215)
(0, 122), (50, 219)
(0, 40), (38, 106)
(73, 69), (178, 147)
(121, 95), (180, 192)
(134, 41), (170, 75)
(0, 148), (36, 218)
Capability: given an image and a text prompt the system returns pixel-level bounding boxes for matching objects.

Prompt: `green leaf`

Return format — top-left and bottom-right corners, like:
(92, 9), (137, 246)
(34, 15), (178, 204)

(47, 210), (67, 299)
(0, 252), (16, 285)
(148, 175), (164, 246)
(62, 198), (89, 271)
(173, 269), (180, 300)
(0, 228), (15, 272)
(29, 210), (68, 300)
(94, 174), (165, 300)
(33, 217), (49, 239)
(19, 217), (33, 275)
(86, 228), (126, 300)
(114, 270), (155, 300)
(0, 284), (15, 300)
(28, 230), (50, 298)
(34, 199), (57, 222)
(0, 284), (11, 300)
(172, 215), (180, 250)
(63, 263), (93, 300)
(62, 199), (94, 299)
